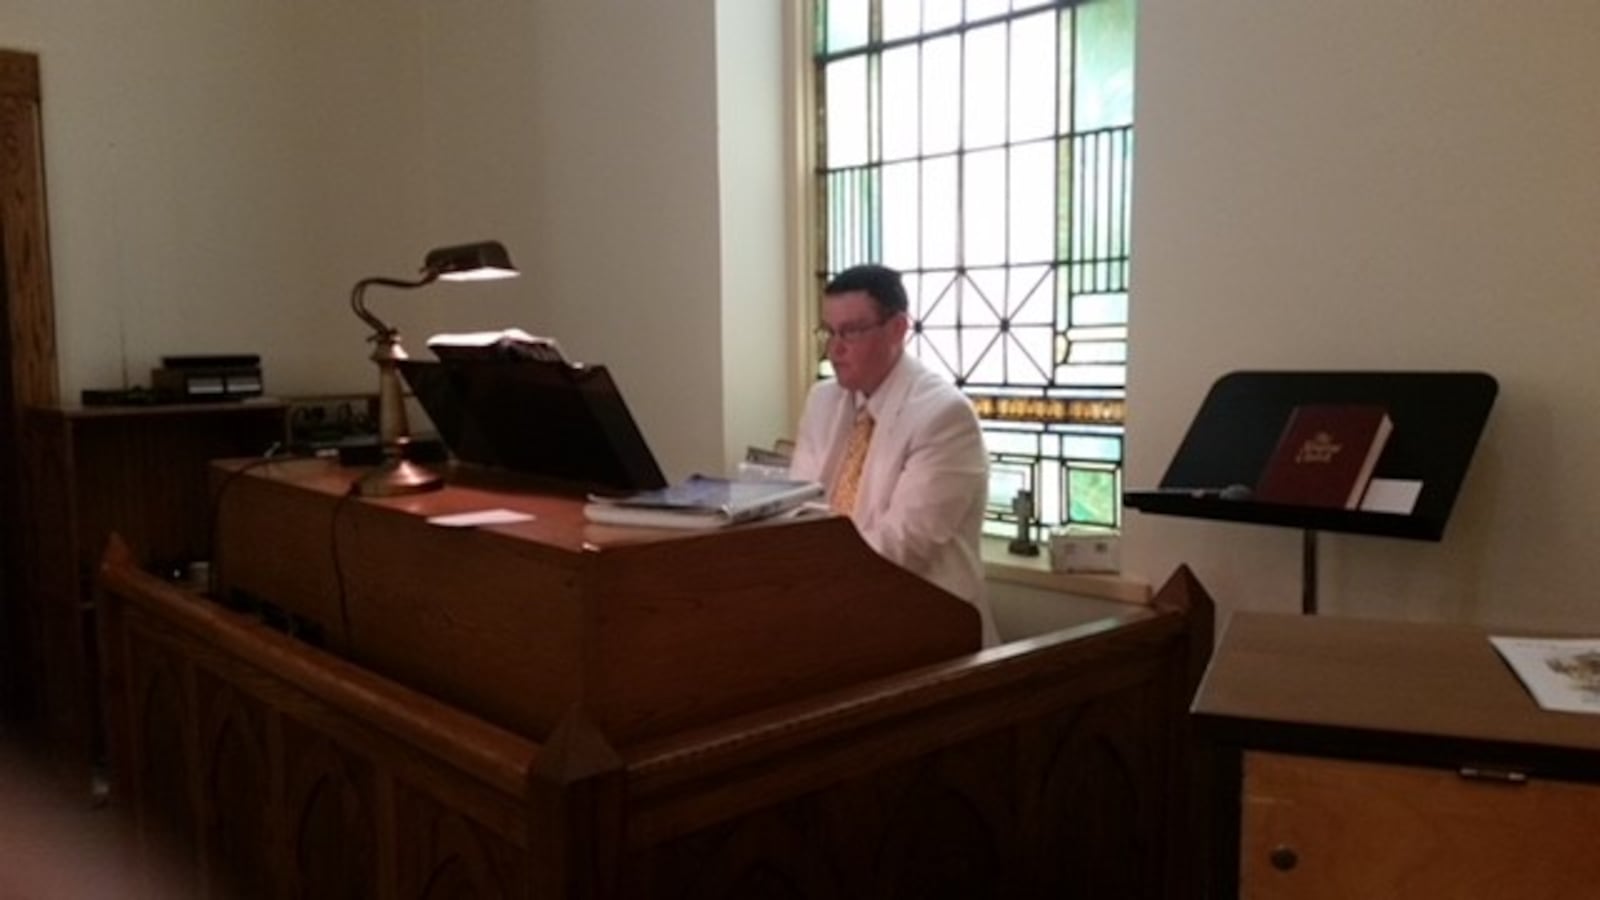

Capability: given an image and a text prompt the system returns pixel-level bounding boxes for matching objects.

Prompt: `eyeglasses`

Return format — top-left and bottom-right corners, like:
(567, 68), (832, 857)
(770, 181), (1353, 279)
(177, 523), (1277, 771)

(814, 318), (889, 345)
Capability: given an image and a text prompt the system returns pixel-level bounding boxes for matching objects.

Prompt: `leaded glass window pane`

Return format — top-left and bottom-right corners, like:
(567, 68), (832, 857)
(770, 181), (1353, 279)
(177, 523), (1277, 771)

(812, 0), (1135, 538)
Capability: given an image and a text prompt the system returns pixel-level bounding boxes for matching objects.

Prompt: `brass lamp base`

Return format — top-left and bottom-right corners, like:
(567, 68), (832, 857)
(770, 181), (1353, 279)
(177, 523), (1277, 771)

(354, 458), (444, 497)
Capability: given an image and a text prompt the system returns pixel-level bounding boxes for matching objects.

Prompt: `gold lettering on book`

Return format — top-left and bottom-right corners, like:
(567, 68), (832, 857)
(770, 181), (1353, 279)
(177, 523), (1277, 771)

(1294, 431), (1342, 464)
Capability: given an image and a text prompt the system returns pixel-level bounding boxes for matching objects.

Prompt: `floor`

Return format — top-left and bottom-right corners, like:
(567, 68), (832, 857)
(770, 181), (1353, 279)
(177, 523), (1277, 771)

(0, 730), (131, 898)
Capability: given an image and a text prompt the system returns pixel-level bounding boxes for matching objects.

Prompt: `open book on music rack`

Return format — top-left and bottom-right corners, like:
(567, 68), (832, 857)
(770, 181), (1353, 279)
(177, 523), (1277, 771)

(426, 328), (567, 364)
(583, 474), (823, 530)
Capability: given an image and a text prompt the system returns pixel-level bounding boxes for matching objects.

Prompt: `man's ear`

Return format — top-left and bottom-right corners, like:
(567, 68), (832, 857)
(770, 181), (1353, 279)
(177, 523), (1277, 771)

(887, 312), (912, 341)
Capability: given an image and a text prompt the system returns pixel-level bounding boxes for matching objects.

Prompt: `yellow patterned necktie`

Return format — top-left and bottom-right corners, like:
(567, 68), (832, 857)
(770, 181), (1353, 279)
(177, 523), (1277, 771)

(830, 408), (875, 515)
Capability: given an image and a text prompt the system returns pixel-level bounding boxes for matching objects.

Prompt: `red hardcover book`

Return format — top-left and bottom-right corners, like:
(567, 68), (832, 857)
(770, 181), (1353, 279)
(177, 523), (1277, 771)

(1254, 404), (1394, 509)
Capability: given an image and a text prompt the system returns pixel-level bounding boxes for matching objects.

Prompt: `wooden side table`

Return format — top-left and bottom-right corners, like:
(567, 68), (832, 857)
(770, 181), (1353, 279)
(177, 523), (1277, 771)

(1193, 612), (1600, 899)
(13, 400), (286, 783)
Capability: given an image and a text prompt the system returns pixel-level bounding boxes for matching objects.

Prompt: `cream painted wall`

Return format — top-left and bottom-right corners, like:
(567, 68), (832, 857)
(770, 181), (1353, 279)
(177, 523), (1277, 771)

(2, 1), (790, 483)
(2, 1), (431, 399)
(715, 0), (790, 468)
(1126, 2), (1600, 629)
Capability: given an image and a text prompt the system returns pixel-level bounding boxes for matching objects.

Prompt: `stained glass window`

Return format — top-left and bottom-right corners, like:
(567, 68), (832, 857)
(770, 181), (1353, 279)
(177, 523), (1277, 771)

(811, 0), (1135, 540)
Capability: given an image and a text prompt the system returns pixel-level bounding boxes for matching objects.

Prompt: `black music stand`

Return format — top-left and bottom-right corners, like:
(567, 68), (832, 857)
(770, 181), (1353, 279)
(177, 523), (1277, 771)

(400, 358), (668, 494)
(1125, 370), (1498, 613)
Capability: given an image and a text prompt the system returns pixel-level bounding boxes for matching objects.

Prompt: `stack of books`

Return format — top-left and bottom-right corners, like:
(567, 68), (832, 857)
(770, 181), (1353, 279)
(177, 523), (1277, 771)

(583, 474), (823, 530)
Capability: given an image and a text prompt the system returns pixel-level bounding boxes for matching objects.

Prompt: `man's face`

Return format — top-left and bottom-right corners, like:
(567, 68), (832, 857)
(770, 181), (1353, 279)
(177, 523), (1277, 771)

(821, 290), (908, 395)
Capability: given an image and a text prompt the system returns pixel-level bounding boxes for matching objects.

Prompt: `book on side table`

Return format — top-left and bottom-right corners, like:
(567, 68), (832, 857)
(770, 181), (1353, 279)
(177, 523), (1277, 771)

(583, 474), (824, 530)
(1489, 636), (1600, 715)
(1254, 403), (1393, 509)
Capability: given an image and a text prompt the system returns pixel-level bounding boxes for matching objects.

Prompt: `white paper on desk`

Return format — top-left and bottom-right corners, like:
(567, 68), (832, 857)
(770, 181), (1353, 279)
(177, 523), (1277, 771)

(1359, 478), (1422, 515)
(1489, 636), (1600, 715)
(426, 508), (535, 528)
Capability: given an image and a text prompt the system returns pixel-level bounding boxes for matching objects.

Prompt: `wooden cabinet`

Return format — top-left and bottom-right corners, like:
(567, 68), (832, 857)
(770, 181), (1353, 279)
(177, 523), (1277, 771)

(1194, 613), (1600, 899)
(15, 401), (285, 776)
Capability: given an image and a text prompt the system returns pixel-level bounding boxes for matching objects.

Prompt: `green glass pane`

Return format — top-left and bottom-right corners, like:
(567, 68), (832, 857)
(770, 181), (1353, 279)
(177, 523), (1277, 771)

(1075, 0), (1135, 130)
(1061, 434), (1122, 462)
(1055, 137), (1073, 260)
(1072, 292), (1127, 326)
(982, 430), (1041, 455)
(1068, 466), (1118, 527)
(1057, 8), (1074, 132)
(825, 168), (880, 271)
(963, 23), (1006, 149)
(1010, 11), (1056, 142)
(826, 0), (869, 52)
(1073, 129), (1130, 265)
(825, 57), (869, 169)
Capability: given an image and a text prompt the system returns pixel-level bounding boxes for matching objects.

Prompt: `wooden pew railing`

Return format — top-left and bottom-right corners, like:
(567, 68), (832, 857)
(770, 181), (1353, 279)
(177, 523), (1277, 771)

(98, 534), (1212, 898)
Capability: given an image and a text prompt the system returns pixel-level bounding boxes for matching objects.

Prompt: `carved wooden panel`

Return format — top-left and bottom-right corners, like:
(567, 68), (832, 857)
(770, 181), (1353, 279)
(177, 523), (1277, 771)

(394, 781), (524, 900)
(1026, 680), (1166, 896)
(197, 671), (276, 899)
(281, 716), (378, 899)
(129, 637), (198, 871)
(626, 678), (1175, 900)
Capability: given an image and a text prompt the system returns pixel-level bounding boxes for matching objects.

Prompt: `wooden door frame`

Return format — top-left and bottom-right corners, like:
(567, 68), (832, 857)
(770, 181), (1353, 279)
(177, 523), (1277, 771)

(1, 48), (62, 723)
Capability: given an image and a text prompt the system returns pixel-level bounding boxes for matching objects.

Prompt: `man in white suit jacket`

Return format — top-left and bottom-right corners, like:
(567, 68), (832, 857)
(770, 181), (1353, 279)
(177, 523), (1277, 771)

(789, 265), (997, 647)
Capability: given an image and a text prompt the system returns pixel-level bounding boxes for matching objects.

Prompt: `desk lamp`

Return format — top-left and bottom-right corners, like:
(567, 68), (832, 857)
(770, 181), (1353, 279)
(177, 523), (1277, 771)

(349, 240), (518, 497)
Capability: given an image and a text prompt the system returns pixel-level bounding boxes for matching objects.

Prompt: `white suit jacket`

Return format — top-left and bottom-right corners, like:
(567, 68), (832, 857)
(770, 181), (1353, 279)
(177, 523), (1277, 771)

(790, 352), (997, 646)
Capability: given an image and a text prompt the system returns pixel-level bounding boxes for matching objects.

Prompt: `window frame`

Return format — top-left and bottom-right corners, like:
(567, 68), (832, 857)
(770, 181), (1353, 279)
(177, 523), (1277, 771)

(787, 0), (1133, 540)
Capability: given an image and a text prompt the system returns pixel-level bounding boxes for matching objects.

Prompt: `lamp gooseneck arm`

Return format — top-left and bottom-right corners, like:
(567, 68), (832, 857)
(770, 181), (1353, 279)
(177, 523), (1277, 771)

(349, 273), (440, 339)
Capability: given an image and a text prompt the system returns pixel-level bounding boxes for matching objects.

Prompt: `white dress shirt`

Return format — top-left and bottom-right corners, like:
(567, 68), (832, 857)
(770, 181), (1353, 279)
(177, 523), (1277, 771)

(790, 353), (997, 646)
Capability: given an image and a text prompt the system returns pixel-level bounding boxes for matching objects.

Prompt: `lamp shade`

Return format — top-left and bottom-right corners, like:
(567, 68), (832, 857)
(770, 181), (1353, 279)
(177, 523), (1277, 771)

(424, 241), (519, 282)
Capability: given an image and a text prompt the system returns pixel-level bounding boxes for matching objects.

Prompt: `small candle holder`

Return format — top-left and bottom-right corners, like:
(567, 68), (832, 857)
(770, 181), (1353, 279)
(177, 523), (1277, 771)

(1008, 488), (1041, 557)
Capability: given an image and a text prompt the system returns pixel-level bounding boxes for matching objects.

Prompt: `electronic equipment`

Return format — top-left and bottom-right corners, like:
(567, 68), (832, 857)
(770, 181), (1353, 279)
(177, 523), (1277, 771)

(151, 354), (263, 401)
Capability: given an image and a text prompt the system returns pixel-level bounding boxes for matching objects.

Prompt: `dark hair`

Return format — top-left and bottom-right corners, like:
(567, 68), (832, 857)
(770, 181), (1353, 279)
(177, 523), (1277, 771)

(824, 264), (908, 317)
